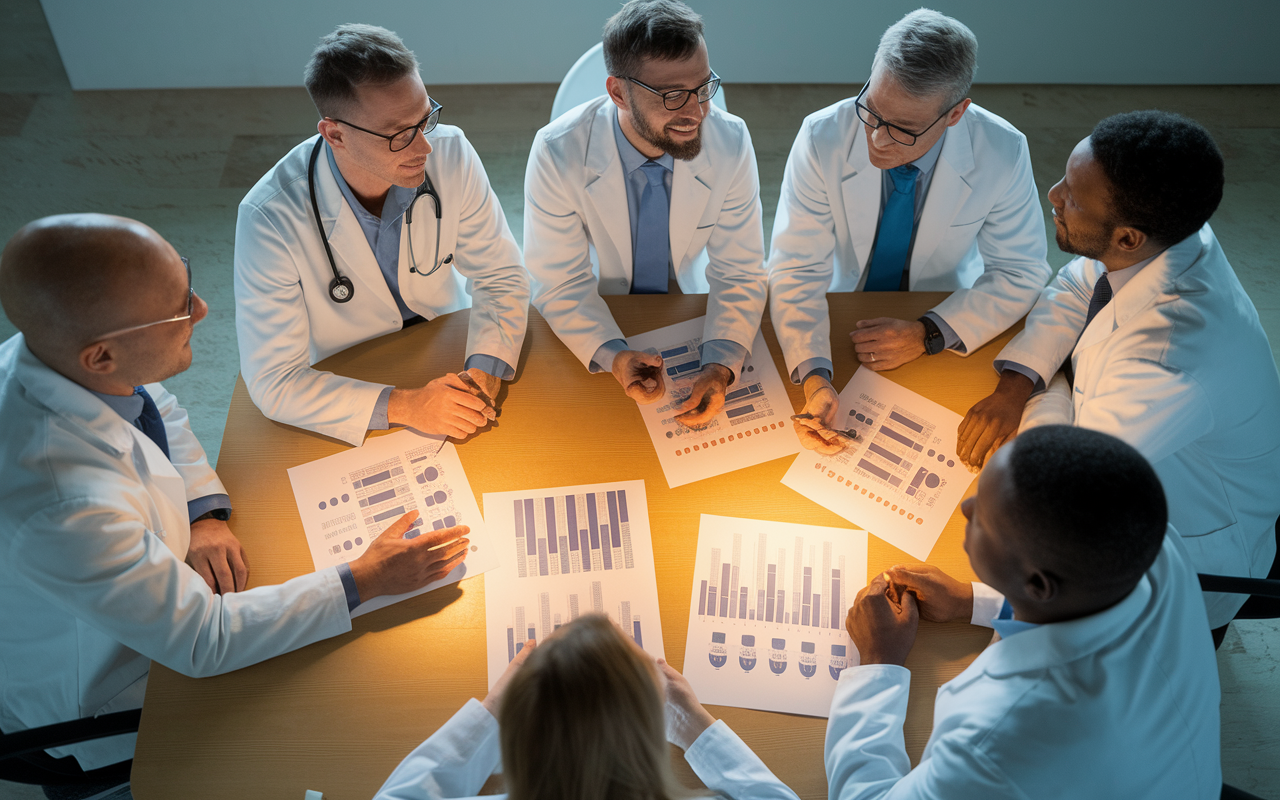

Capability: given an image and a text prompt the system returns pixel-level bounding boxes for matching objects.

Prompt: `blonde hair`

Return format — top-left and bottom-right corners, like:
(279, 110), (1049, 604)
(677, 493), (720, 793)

(499, 615), (686, 800)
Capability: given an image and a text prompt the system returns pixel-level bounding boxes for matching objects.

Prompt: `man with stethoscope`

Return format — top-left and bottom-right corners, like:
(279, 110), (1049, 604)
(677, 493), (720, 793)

(235, 23), (529, 446)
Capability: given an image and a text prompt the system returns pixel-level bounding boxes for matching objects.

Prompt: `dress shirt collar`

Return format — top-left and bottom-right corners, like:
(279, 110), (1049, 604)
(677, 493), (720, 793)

(1104, 249), (1163, 296)
(907, 129), (945, 177)
(325, 142), (417, 230)
(89, 388), (145, 425)
(613, 112), (675, 175)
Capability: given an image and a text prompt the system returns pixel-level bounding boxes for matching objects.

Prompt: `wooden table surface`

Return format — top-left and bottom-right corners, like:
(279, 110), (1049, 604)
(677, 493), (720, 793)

(132, 293), (1018, 800)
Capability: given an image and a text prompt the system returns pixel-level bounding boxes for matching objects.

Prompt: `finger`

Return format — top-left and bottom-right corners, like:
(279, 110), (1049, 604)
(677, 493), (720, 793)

(211, 554), (236, 596)
(428, 537), (472, 565)
(416, 523), (470, 548)
(957, 408), (976, 444)
(449, 404), (488, 429)
(448, 389), (490, 413)
(849, 329), (880, 345)
(422, 548), (469, 582)
(231, 545), (250, 593)
(966, 423), (1003, 470)
(380, 510), (423, 541)
(674, 389), (705, 416)
(636, 351), (664, 367)
(192, 558), (217, 593)
(854, 317), (892, 329)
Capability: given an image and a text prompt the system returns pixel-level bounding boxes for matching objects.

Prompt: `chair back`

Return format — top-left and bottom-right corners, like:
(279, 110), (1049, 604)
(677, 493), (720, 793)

(550, 42), (728, 123)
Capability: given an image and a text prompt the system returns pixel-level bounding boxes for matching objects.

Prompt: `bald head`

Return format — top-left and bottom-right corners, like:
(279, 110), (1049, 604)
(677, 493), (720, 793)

(1, 214), (177, 359)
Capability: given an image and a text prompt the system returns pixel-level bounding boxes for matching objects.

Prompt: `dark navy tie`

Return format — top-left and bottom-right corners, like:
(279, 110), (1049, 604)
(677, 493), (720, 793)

(865, 164), (919, 291)
(631, 161), (670, 295)
(1066, 273), (1114, 386)
(135, 386), (171, 459)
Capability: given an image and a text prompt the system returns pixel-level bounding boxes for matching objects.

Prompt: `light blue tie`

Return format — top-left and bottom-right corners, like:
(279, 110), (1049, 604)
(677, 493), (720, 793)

(631, 161), (670, 295)
(865, 164), (919, 292)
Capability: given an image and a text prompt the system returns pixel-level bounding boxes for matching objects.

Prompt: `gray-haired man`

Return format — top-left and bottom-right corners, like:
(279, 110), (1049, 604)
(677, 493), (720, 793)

(767, 9), (1051, 457)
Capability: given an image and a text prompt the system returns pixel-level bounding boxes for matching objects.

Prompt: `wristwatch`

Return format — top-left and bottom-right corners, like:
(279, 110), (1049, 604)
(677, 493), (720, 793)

(193, 508), (231, 523)
(920, 316), (946, 356)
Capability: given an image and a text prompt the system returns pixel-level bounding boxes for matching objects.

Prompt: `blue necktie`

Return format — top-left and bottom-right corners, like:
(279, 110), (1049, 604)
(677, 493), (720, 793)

(865, 165), (919, 292)
(1066, 273), (1114, 387)
(631, 161), (670, 295)
(135, 386), (171, 459)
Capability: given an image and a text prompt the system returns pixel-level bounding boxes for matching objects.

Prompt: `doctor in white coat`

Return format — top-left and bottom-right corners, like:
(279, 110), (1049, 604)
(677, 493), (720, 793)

(767, 10), (1050, 454)
(958, 111), (1280, 631)
(236, 24), (528, 447)
(523, 0), (766, 427)
(832, 426), (1221, 800)
(0, 215), (471, 779)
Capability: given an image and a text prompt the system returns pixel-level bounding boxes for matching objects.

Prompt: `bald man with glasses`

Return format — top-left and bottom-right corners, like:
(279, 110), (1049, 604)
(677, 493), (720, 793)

(0, 214), (472, 787)
(768, 10), (1051, 457)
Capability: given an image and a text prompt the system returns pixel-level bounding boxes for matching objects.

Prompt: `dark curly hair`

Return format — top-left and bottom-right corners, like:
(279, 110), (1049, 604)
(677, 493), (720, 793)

(1090, 110), (1224, 248)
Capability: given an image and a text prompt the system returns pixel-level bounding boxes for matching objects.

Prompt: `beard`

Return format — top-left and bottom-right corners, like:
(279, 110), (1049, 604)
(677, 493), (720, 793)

(630, 104), (703, 160)
(1054, 214), (1112, 261)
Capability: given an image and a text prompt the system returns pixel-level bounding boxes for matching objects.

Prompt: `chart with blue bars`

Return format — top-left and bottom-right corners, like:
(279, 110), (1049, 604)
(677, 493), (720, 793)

(684, 515), (868, 717)
(511, 489), (636, 578)
(503, 583), (648, 662)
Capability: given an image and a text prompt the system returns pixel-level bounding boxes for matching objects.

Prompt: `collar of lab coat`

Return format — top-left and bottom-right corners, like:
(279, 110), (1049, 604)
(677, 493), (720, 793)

(11, 335), (178, 484)
(955, 570), (1154, 683)
(584, 101), (715, 276)
(842, 107), (977, 273)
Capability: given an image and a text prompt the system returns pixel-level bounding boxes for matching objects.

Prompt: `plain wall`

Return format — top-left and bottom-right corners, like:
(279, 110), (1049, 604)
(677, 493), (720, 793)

(43, 0), (1280, 90)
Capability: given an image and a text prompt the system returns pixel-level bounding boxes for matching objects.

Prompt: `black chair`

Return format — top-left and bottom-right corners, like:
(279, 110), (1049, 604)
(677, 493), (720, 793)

(0, 709), (140, 798)
(1198, 571), (1280, 800)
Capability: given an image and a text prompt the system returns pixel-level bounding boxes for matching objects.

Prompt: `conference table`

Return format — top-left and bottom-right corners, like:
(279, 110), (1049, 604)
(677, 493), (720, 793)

(132, 293), (1016, 799)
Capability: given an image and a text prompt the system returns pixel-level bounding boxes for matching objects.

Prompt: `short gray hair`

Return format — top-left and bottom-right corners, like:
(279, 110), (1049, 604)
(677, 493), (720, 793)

(872, 9), (977, 112)
(602, 0), (704, 80)
(303, 24), (419, 119)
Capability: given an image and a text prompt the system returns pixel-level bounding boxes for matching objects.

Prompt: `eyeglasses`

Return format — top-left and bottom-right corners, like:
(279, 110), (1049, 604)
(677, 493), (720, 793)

(853, 81), (958, 147)
(331, 97), (443, 152)
(94, 257), (195, 340)
(625, 70), (721, 111)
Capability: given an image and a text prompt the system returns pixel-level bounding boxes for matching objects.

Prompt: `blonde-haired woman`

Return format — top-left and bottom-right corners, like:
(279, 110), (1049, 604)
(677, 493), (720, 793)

(373, 614), (801, 800)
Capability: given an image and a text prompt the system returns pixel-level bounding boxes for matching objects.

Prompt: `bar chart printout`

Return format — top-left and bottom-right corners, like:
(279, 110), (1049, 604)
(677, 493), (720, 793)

(483, 481), (664, 687)
(682, 515), (867, 717)
(781, 368), (977, 561)
(287, 432), (496, 617)
(627, 316), (800, 488)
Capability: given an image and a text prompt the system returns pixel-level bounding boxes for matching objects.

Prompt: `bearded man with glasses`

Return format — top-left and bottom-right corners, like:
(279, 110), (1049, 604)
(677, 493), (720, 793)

(767, 10), (1051, 456)
(234, 24), (528, 447)
(523, 0), (766, 427)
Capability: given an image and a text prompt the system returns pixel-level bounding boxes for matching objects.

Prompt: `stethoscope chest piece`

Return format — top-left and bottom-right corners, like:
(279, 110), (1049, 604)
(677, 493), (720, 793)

(329, 276), (355, 303)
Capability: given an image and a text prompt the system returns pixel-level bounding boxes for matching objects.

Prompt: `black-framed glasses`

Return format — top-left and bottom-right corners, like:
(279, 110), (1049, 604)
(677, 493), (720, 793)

(331, 97), (443, 152)
(626, 70), (721, 111)
(95, 257), (194, 340)
(853, 82), (957, 147)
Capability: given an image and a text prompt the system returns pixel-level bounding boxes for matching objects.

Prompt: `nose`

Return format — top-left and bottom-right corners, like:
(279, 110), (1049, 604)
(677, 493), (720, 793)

(414, 128), (433, 157)
(960, 495), (974, 520)
(191, 291), (209, 325)
(1047, 177), (1065, 209)
(869, 123), (896, 148)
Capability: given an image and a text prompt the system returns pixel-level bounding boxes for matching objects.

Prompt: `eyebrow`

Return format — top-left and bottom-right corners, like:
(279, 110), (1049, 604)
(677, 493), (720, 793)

(651, 72), (714, 92)
(864, 95), (930, 132)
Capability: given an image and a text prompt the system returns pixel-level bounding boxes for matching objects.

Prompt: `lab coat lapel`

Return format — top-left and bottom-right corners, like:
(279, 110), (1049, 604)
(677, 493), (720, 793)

(315, 146), (401, 318)
(128, 426), (191, 558)
(841, 126), (882, 275)
(669, 150), (712, 269)
(909, 124), (974, 282)
(584, 105), (633, 279)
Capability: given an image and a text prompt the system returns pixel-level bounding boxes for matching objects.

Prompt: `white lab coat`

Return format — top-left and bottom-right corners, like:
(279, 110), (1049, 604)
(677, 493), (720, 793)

(235, 127), (530, 446)
(767, 100), (1050, 377)
(0, 335), (351, 769)
(372, 698), (801, 800)
(1004, 224), (1280, 626)
(824, 530), (1221, 800)
(523, 97), (767, 369)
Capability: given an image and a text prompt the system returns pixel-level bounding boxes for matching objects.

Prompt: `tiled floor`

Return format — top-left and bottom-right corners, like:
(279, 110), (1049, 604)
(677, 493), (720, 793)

(2, 0), (1278, 797)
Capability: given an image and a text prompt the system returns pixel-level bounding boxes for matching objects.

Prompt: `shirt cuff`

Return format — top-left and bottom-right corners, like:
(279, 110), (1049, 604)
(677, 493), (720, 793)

(369, 386), (393, 431)
(922, 311), (964, 353)
(335, 563), (362, 614)
(589, 339), (630, 374)
(970, 582), (1006, 628)
(992, 360), (1047, 394)
(791, 357), (834, 386)
(187, 494), (232, 524)
(698, 339), (747, 385)
(463, 354), (514, 382)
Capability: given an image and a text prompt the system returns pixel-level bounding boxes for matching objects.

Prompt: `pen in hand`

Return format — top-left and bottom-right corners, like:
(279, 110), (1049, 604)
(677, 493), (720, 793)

(790, 413), (859, 441)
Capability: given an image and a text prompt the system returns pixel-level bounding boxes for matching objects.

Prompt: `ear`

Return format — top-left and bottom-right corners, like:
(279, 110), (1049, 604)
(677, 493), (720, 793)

(317, 118), (344, 148)
(1023, 569), (1059, 604)
(605, 76), (630, 112)
(1112, 225), (1150, 255)
(79, 341), (118, 377)
(945, 98), (972, 128)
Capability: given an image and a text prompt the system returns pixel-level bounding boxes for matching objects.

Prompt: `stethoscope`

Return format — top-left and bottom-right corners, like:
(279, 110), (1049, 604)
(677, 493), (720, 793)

(307, 137), (453, 304)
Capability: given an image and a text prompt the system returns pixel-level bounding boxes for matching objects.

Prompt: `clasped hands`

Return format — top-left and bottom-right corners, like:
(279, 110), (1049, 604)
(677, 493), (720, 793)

(387, 368), (501, 440)
(611, 349), (732, 428)
(845, 564), (973, 667)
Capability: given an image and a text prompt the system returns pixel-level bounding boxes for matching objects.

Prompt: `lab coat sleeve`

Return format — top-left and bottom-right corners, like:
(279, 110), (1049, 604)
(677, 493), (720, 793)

(9, 496), (351, 679)
(1074, 359), (1212, 465)
(702, 123), (768, 361)
(684, 719), (802, 800)
(524, 132), (628, 369)
(234, 202), (389, 446)
(1017, 370), (1073, 431)
(825, 667), (1017, 800)
(929, 133), (1051, 354)
(373, 699), (500, 800)
(147, 381), (226, 503)
(995, 258), (1095, 383)
(766, 118), (839, 378)
(451, 135), (530, 373)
